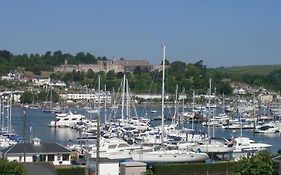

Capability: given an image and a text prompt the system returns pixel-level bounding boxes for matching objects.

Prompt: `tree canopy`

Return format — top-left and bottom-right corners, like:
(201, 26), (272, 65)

(3, 49), (281, 96)
(234, 151), (274, 175)
(0, 159), (27, 175)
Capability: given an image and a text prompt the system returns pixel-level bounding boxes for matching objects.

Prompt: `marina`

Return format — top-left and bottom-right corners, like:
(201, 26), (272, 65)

(8, 106), (281, 153)
(2, 47), (281, 164)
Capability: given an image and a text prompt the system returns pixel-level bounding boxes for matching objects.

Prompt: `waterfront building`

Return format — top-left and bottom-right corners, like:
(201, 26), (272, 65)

(60, 92), (112, 103)
(134, 93), (169, 100)
(1, 138), (71, 166)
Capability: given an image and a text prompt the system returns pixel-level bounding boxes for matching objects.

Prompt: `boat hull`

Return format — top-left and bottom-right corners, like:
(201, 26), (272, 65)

(131, 151), (209, 163)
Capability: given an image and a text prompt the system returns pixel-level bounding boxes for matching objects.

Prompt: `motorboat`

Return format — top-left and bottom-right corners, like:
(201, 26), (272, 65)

(48, 111), (86, 127)
(255, 122), (280, 134)
(233, 137), (272, 161)
(90, 137), (152, 160)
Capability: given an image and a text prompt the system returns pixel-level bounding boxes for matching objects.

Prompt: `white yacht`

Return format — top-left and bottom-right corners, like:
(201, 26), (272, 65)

(255, 122), (280, 134)
(90, 137), (152, 160)
(0, 135), (16, 149)
(233, 137), (272, 161)
(191, 138), (235, 154)
(131, 148), (209, 163)
(48, 111), (86, 127)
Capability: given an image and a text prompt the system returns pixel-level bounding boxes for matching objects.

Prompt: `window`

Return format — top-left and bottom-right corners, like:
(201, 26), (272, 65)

(63, 118), (69, 121)
(40, 155), (46, 161)
(62, 154), (69, 161)
(48, 154), (55, 161)
(118, 143), (129, 148)
(108, 145), (117, 149)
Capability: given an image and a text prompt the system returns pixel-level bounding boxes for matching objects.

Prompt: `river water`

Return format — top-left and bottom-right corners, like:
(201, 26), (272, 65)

(11, 107), (281, 153)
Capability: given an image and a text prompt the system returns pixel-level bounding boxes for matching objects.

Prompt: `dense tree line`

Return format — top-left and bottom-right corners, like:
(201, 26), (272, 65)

(0, 50), (105, 76)
(3, 49), (281, 97)
(48, 59), (232, 97)
(20, 90), (59, 104)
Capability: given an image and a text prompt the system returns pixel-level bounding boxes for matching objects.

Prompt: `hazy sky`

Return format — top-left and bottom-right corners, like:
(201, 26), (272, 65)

(0, 1), (280, 67)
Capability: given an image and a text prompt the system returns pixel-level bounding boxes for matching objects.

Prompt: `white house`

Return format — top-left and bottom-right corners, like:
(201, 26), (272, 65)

(258, 94), (273, 104)
(134, 94), (169, 100)
(1, 138), (71, 166)
(32, 78), (51, 86)
(60, 92), (112, 103)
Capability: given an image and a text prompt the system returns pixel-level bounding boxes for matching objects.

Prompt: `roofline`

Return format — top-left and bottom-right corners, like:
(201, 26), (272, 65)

(272, 155), (281, 162)
(5, 152), (71, 156)
(2, 144), (17, 154)
(55, 142), (71, 151)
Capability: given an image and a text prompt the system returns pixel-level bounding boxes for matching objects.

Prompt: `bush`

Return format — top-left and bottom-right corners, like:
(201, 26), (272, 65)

(0, 159), (27, 175)
(153, 161), (240, 175)
(234, 151), (274, 175)
(56, 166), (86, 175)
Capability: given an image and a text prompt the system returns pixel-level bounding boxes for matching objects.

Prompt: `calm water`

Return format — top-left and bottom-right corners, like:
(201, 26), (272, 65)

(11, 107), (281, 153)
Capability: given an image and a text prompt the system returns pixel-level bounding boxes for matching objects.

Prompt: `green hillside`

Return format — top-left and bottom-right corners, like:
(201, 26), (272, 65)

(215, 64), (281, 75)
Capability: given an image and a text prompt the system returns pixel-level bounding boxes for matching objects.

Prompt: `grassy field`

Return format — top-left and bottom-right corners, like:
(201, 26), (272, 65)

(215, 64), (281, 76)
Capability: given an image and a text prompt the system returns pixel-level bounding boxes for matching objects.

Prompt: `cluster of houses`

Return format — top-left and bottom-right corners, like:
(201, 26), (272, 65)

(230, 82), (280, 104)
(1, 58), (281, 106)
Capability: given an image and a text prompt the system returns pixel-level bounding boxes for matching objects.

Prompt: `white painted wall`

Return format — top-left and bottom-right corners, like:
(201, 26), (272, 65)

(99, 163), (119, 175)
(7, 156), (33, 162)
(6, 155), (70, 165)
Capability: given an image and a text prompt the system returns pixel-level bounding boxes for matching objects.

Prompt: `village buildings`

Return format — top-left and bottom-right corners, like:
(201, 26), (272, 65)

(54, 58), (153, 73)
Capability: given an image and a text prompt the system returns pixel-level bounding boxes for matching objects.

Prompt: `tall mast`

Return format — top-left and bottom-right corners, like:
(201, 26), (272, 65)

(96, 75), (101, 175)
(121, 74), (126, 119)
(192, 90), (195, 130)
(253, 91), (256, 124)
(50, 80), (53, 109)
(222, 92), (225, 113)
(174, 84), (178, 122)
(161, 43), (166, 145)
(238, 95), (242, 138)
(208, 78), (211, 138)
(9, 94), (12, 133)
(0, 98), (2, 129)
(212, 87), (216, 138)
(182, 87), (185, 114)
(126, 79), (129, 118)
(104, 84), (107, 123)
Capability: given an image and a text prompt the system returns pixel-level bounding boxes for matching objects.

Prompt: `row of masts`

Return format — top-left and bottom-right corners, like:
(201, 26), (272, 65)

(0, 97), (13, 134)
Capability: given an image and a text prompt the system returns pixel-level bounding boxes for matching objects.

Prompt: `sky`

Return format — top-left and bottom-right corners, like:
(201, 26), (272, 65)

(0, 0), (281, 68)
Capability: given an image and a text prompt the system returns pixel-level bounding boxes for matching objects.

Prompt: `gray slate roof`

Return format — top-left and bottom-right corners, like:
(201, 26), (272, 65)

(2, 142), (71, 155)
